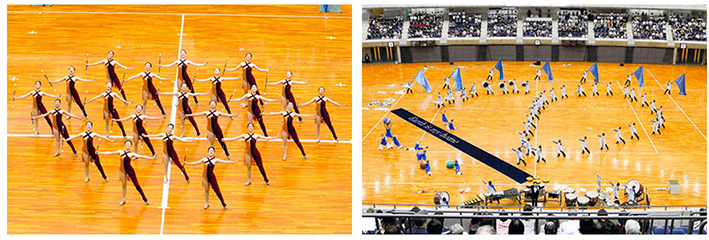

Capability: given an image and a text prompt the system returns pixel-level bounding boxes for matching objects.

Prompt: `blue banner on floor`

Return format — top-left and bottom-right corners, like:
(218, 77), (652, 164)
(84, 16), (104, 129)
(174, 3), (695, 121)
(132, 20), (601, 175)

(391, 108), (532, 184)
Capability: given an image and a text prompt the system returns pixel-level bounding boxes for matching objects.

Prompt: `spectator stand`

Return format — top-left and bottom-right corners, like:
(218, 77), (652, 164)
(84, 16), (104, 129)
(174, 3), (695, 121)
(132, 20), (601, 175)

(487, 8), (518, 38)
(558, 9), (589, 39)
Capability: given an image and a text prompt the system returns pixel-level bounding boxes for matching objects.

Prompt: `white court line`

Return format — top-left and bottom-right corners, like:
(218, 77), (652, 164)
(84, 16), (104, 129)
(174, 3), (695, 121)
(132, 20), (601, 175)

(362, 182), (707, 187)
(7, 10), (352, 19)
(646, 69), (707, 140)
(425, 150), (659, 155)
(5, 133), (350, 143)
(418, 107), (442, 142)
(362, 89), (407, 142)
(534, 77), (539, 176)
(159, 14), (184, 235)
(614, 81), (658, 154)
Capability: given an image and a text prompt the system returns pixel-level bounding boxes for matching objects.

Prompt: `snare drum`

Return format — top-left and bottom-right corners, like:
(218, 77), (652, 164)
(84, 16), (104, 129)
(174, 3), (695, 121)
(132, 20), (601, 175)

(586, 190), (599, 206)
(565, 194), (577, 206)
(547, 191), (561, 199)
(578, 196), (590, 207)
(564, 188), (575, 195)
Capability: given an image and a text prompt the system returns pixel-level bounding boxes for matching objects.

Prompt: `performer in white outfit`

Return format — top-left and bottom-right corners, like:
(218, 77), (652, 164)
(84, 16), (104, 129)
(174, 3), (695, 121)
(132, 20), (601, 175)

(640, 93), (649, 107)
(534, 68), (542, 80)
(650, 119), (661, 135)
(663, 81), (672, 95)
(469, 83), (479, 97)
(592, 83), (599, 96)
(561, 85), (568, 98)
(524, 81), (530, 94)
(577, 84), (586, 97)
(597, 133), (609, 150)
(629, 88), (638, 102)
(613, 127), (626, 144)
(512, 147), (527, 166)
(486, 69), (494, 80)
(550, 88), (557, 102)
(606, 82), (613, 96)
(627, 123), (640, 140)
(552, 139), (565, 157)
(579, 136), (590, 154)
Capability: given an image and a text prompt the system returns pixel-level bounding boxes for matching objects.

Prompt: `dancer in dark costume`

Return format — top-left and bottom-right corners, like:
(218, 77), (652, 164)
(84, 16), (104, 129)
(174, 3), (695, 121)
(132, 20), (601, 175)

(64, 121), (115, 182)
(230, 85), (278, 136)
(47, 66), (93, 118)
(262, 102), (315, 161)
(87, 50), (133, 101)
(225, 53), (269, 105)
(143, 124), (194, 183)
(160, 49), (208, 105)
(185, 146), (237, 209)
(97, 140), (156, 205)
(123, 62), (169, 117)
(33, 99), (84, 156)
(299, 86), (346, 142)
(85, 82), (132, 138)
(265, 71), (308, 121)
(13, 81), (59, 134)
(225, 123), (277, 186)
(194, 67), (240, 115)
(113, 104), (165, 156)
(158, 84), (210, 137)
(186, 100), (239, 159)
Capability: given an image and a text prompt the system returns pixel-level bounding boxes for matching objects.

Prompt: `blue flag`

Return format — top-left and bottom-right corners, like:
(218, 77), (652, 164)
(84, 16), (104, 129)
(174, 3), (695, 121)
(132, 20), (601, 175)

(494, 59), (504, 80)
(633, 66), (644, 87)
(588, 62), (599, 83)
(675, 74), (686, 95)
(414, 69), (432, 93)
(542, 60), (553, 81)
(452, 67), (463, 91)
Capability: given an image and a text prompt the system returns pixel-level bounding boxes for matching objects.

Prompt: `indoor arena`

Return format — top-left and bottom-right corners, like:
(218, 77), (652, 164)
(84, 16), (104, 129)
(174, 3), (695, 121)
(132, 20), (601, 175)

(362, 5), (707, 235)
(7, 4), (352, 234)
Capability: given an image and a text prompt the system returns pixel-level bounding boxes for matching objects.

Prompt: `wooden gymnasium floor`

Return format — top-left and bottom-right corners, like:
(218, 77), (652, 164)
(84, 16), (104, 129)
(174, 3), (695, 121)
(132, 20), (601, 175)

(362, 61), (706, 208)
(7, 5), (352, 234)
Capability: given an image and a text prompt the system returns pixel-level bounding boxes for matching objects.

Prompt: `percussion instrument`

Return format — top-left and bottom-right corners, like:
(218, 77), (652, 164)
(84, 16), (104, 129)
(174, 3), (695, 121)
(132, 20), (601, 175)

(521, 82), (528, 87)
(577, 196), (590, 207)
(485, 188), (522, 204)
(547, 190), (561, 199)
(419, 161), (426, 169)
(625, 179), (644, 197)
(586, 190), (599, 206)
(446, 160), (454, 169)
(383, 117), (391, 125)
(434, 191), (450, 206)
(526, 176), (534, 182)
(482, 81), (490, 88)
(565, 194), (577, 206)
(564, 188), (575, 195)
(508, 80), (514, 86)
(462, 194), (485, 207)
(498, 82), (505, 88)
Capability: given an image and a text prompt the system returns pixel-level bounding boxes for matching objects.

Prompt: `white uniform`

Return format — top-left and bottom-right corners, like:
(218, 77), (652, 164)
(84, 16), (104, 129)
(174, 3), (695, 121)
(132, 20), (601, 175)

(666, 82), (672, 92)
(552, 140), (564, 155)
(512, 148), (525, 165)
(550, 89), (556, 100)
(488, 69), (494, 79)
(512, 80), (519, 93)
(525, 82), (530, 94)
(579, 138), (588, 151)
(628, 124), (638, 138)
(606, 83), (612, 95)
(598, 134), (607, 149)
(470, 84), (477, 96)
(630, 89), (637, 101)
(613, 128), (624, 143)
(561, 86), (567, 97)
(650, 119), (659, 133)
(592, 84), (599, 95)
(501, 82), (509, 94)
(577, 84), (585, 96)
(536, 69), (542, 78)
(641, 94), (648, 105)
(485, 82), (494, 94)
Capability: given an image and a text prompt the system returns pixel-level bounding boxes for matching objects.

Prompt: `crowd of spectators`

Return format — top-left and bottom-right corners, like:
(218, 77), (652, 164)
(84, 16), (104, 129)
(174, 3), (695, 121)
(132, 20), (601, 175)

(558, 10), (589, 38)
(366, 206), (708, 235)
(592, 12), (629, 39)
(669, 14), (707, 41)
(448, 9), (482, 38)
(408, 11), (443, 38)
(366, 15), (404, 40)
(632, 12), (667, 40)
(488, 9), (518, 37)
(523, 19), (552, 37)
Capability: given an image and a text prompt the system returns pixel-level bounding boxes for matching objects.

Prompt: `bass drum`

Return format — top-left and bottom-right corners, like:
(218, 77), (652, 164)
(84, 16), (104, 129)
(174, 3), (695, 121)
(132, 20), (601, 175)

(624, 180), (644, 197)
